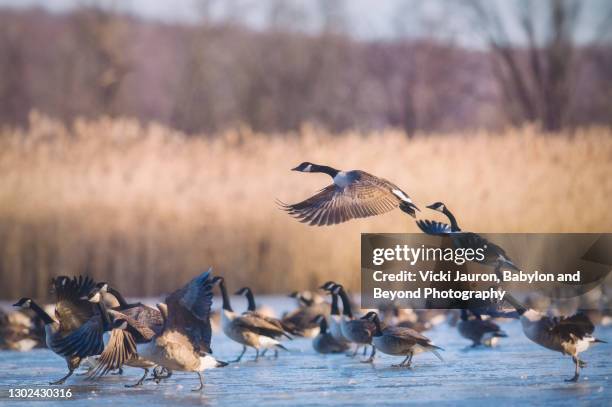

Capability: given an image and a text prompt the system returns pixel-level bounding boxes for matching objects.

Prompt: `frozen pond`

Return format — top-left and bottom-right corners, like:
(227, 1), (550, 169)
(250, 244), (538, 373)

(0, 296), (610, 406)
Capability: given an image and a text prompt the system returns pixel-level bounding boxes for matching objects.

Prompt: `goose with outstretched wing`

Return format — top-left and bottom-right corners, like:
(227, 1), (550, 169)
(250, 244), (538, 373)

(279, 162), (419, 226)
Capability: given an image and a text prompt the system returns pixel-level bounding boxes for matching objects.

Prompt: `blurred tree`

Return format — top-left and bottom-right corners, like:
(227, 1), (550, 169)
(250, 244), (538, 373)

(465, 0), (611, 131)
(0, 18), (30, 126)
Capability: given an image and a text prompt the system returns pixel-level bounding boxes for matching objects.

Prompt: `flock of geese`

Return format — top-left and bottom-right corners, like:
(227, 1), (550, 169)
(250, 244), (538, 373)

(1, 161), (608, 391)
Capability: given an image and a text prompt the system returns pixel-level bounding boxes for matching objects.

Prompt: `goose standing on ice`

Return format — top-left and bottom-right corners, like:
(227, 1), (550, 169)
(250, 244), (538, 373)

(137, 269), (227, 391)
(332, 284), (377, 362)
(279, 162), (419, 226)
(212, 277), (290, 362)
(312, 315), (350, 354)
(505, 297), (606, 382)
(457, 309), (507, 347)
(320, 282), (350, 345)
(362, 312), (443, 367)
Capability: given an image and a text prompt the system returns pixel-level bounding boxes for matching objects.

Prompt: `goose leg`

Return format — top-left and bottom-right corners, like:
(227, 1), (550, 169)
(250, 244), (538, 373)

(273, 349), (279, 359)
(392, 353), (412, 368)
(191, 372), (204, 392)
(50, 368), (74, 385)
(125, 368), (149, 388)
(253, 348), (260, 362)
(347, 345), (360, 358)
(111, 367), (124, 375)
(261, 349), (268, 357)
(566, 356), (580, 382)
(361, 345), (376, 363)
(363, 346), (368, 356)
(231, 346), (247, 363)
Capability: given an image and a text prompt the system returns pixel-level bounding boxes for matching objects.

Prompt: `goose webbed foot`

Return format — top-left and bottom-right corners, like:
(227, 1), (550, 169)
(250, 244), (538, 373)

(125, 368), (149, 388)
(566, 357), (581, 382)
(392, 353), (413, 368)
(191, 372), (204, 392)
(49, 369), (74, 385)
(360, 346), (376, 363)
(147, 366), (172, 383)
(565, 374), (580, 382)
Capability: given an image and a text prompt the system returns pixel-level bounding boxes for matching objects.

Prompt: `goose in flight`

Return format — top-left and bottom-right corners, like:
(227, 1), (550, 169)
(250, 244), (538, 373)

(278, 162), (419, 226)
(417, 202), (520, 272)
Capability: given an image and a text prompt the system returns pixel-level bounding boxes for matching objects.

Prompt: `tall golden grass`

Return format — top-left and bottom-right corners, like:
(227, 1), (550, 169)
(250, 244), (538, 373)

(1, 113), (611, 300)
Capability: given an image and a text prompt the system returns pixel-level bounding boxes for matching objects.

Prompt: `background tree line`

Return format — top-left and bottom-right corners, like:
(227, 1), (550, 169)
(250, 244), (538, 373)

(0, 0), (610, 135)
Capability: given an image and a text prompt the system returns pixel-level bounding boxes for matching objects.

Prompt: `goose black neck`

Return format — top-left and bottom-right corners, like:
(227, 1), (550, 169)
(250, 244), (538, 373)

(299, 295), (314, 307)
(337, 288), (353, 319)
(244, 289), (256, 312)
(219, 280), (233, 312)
(107, 287), (130, 308)
(97, 302), (111, 331)
(460, 309), (469, 321)
(29, 301), (55, 325)
(330, 293), (339, 316)
(371, 315), (383, 336)
(318, 317), (328, 333)
(442, 207), (461, 232)
(312, 164), (339, 178)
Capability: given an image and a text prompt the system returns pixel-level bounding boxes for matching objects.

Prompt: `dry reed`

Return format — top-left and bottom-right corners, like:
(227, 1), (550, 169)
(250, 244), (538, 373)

(1, 113), (611, 300)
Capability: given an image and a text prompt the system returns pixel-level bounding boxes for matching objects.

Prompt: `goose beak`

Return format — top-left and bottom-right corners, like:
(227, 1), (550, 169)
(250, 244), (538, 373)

(426, 204), (437, 210)
(291, 166), (300, 171)
(216, 360), (229, 368)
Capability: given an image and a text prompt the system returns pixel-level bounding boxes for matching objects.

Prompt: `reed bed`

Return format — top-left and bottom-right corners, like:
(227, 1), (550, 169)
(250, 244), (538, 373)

(0, 113), (611, 300)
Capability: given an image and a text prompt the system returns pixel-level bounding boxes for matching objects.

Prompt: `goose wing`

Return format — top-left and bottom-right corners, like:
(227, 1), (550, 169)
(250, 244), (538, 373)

(108, 309), (157, 342)
(234, 314), (289, 338)
(52, 315), (105, 358)
(120, 305), (164, 336)
(451, 233), (519, 271)
(279, 172), (416, 226)
(52, 276), (97, 333)
(385, 326), (434, 347)
(416, 219), (454, 235)
(164, 269), (214, 354)
(548, 313), (595, 341)
(86, 326), (138, 379)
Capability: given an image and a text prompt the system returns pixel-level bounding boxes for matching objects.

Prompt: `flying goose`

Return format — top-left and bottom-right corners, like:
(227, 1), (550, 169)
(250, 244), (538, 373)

(212, 276), (290, 362)
(457, 309), (507, 347)
(504, 296), (606, 382)
(362, 311), (443, 367)
(417, 202), (519, 272)
(332, 284), (377, 362)
(13, 276), (106, 385)
(312, 315), (350, 354)
(278, 162), (419, 226)
(137, 269), (227, 391)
